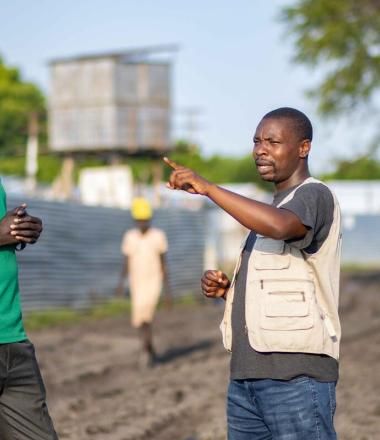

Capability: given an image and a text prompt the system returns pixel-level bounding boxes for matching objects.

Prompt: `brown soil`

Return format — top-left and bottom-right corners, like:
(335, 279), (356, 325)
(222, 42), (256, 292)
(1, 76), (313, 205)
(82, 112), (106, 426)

(31, 273), (380, 440)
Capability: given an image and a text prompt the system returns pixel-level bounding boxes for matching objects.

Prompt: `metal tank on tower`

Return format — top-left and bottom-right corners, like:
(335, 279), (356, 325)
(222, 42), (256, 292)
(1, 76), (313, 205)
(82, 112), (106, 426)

(48, 45), (177, 205)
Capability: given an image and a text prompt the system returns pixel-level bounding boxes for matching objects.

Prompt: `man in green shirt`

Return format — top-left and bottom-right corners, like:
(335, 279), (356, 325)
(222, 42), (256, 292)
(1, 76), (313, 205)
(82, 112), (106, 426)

(0, 179), (58, 439)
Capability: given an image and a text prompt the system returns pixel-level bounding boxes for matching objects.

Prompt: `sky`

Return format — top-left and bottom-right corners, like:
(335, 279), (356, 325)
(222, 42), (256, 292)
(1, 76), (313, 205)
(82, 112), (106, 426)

(0, 0), (368, 174)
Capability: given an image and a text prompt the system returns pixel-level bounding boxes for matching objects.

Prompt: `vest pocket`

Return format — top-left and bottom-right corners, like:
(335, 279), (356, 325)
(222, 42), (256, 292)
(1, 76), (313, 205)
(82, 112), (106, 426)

(259, 280), (314, 331)
(253, 238), (290, 270)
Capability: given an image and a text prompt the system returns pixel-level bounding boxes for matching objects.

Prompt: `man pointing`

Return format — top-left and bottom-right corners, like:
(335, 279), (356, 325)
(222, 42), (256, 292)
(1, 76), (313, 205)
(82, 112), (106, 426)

(164, 107), (341, 439)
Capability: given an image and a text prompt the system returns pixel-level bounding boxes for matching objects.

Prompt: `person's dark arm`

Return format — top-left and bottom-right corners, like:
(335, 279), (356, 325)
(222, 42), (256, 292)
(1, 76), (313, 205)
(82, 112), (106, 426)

(206, 185), (307, 240)
(163, 157), (308, 241)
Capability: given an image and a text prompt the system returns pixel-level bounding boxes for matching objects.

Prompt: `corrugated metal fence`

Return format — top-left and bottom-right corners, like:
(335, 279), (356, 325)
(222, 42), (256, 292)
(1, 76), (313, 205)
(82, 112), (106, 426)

(8, 196), (376, 311)
(8, 197), (206, 311)
(342, 214), (380, 265)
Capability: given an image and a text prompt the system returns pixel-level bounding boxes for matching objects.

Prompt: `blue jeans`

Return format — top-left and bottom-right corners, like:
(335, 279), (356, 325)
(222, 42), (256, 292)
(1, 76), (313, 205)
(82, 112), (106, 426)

(227, 377), (337, 440)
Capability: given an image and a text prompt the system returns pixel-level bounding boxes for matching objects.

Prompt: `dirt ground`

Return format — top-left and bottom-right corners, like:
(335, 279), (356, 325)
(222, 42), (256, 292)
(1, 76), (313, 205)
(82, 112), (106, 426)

(30, 272), (380, 440)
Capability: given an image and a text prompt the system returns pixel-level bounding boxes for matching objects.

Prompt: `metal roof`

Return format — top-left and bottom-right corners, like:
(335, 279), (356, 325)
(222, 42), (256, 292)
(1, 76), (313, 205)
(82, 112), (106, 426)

(49, 44), (179, 65)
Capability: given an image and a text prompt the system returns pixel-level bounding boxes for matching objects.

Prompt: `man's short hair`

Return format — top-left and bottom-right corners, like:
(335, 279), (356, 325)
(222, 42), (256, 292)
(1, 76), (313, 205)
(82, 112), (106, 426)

(263, 107), (313, 141)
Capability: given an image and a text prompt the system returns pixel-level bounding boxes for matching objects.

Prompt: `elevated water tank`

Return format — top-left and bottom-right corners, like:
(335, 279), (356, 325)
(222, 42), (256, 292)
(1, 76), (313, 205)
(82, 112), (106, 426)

(48, 46), (175, 153)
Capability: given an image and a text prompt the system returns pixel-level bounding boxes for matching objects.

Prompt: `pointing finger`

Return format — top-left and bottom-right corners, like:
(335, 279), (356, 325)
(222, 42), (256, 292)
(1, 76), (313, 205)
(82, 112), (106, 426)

(163, 156), (180, 170)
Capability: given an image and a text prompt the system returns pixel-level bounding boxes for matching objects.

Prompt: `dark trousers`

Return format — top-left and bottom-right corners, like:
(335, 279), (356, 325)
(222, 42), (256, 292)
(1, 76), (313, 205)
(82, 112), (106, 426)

(0, 341), (58, 439)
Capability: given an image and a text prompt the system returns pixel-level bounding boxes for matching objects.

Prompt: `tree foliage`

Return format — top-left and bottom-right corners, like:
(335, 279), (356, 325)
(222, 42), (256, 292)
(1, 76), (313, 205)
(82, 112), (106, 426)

(0, 56), (45, 155)
(282, 0), (380, 115)
(322, 156), (380, 180)
(0, 154), (62, 183)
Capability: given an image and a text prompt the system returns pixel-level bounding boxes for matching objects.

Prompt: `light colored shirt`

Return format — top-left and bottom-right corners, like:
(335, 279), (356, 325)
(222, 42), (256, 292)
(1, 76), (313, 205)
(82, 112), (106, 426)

(121, 227), (168, 327)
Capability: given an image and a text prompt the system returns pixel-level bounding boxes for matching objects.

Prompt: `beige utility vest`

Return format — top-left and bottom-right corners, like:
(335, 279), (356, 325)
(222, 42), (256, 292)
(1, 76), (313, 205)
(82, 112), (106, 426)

(220, 178), (342, 360)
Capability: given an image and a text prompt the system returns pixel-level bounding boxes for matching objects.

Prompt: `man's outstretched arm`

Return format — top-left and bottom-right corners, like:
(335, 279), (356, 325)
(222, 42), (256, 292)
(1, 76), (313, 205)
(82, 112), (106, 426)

(163, 157), (308, 241)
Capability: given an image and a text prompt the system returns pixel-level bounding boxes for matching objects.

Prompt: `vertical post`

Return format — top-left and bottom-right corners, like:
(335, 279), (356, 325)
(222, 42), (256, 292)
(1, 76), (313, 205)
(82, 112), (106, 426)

(60, 155), (75, 199)
(51, 154), (75, 200)
(25, 112), (39, 194)
(152, 159), (163, 208)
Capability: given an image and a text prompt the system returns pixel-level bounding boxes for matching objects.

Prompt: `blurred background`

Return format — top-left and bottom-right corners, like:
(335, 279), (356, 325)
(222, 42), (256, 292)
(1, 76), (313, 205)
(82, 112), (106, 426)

(0, 1), (379, 439)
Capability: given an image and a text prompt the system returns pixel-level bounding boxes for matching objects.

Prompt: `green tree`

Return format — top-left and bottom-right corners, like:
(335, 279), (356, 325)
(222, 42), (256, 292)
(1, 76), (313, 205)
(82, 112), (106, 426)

(0, 56), (46, 155)
(281, 0), (380, 115)
(322, 156), (380, 181)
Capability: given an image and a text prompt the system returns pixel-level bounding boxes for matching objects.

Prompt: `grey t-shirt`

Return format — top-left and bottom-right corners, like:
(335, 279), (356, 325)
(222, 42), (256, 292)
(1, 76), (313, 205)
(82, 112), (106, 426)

(230, 182), (339, 382)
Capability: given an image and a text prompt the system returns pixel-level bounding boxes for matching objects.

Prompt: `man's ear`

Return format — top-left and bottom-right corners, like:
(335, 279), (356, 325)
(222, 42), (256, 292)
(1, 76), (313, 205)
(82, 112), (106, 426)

(299, 139), (311, 158)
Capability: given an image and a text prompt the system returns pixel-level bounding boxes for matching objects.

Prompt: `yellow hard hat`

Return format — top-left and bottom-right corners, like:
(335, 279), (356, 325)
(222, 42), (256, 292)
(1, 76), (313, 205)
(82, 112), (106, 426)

(131, 198), (152, 220)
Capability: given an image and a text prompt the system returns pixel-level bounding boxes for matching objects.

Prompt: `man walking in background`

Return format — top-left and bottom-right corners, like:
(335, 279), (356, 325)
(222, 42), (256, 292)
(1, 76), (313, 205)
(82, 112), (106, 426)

(117, 197), (169, 367)
(0, 179), (58, 439)
(164, 107), (341, 439)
